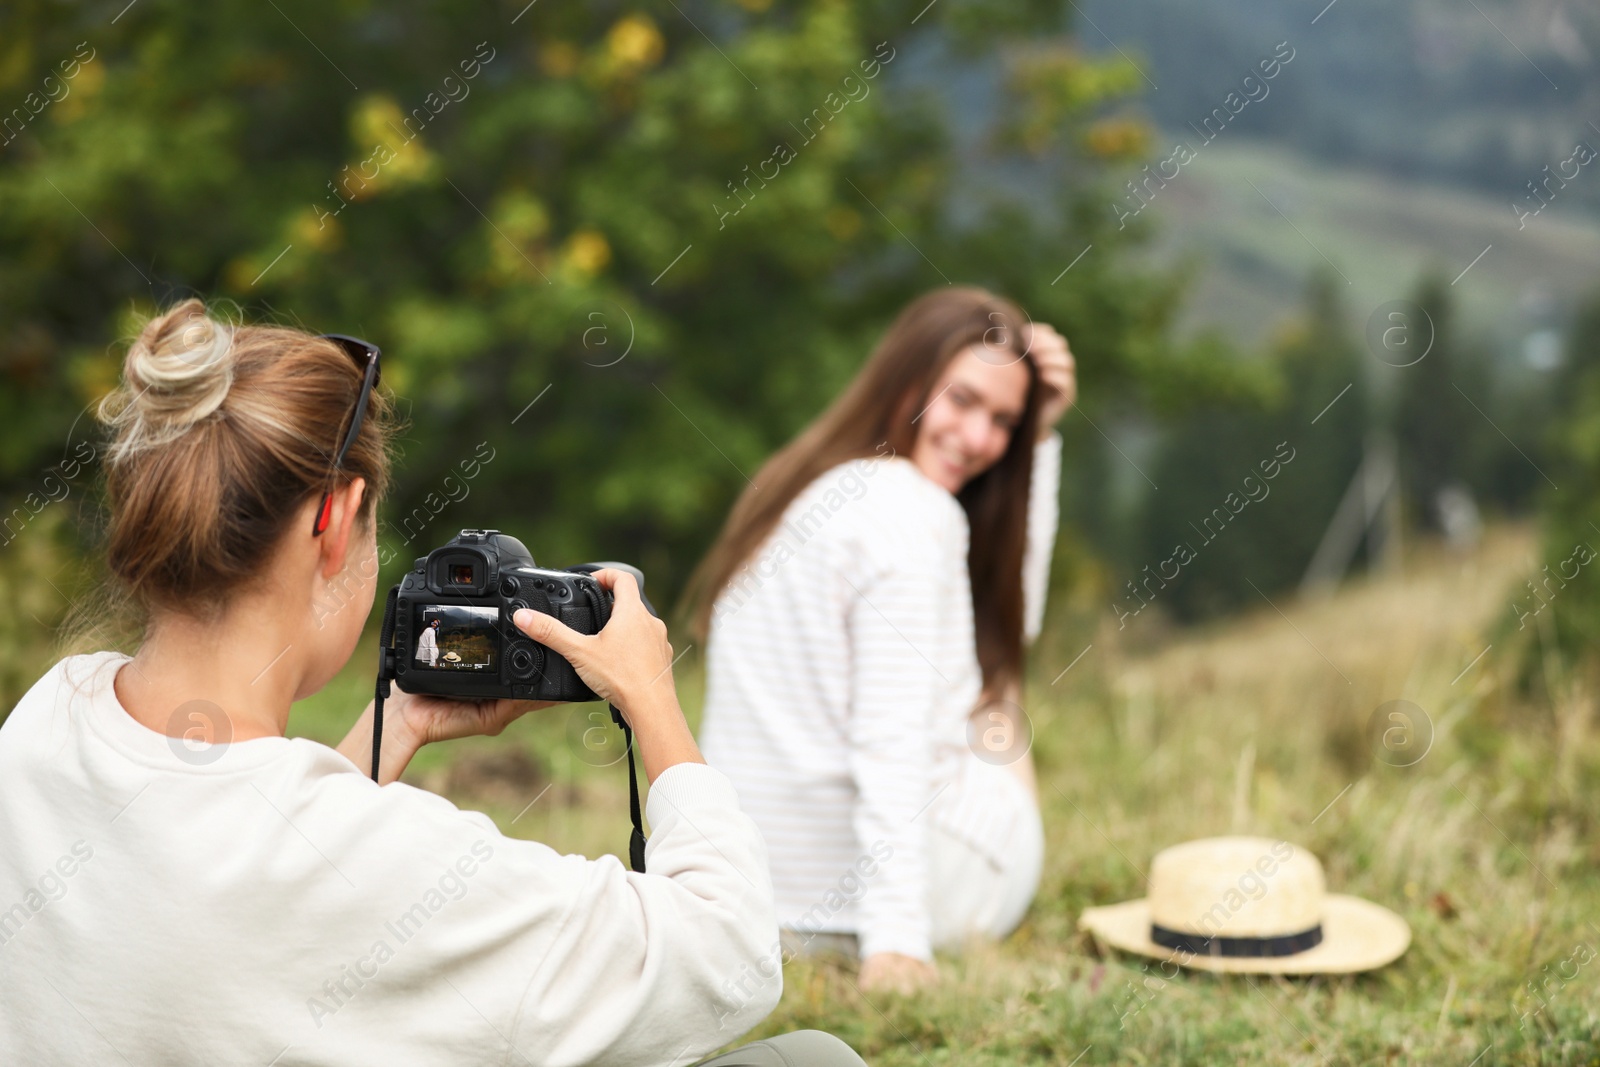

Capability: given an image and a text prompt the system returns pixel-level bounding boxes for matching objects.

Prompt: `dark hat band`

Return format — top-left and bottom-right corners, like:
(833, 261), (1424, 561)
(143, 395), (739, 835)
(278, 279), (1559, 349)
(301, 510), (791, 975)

(1151, 922), (1324, 958)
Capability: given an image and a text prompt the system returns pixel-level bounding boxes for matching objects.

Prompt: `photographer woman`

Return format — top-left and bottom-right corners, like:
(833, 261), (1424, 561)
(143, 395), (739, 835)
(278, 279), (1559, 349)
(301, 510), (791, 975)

(686, 287), (1076, 994)
(0, 301), (864, 1066)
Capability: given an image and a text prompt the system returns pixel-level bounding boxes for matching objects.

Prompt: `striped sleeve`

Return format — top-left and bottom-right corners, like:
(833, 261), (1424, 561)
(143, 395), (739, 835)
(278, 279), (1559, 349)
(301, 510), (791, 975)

(1022, 431), (1063, 645)
(844, 509), (960, 962)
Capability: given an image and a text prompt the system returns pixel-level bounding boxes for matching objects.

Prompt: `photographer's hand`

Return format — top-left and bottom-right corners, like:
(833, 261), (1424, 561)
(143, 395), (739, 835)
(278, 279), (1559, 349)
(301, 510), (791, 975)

(512, 568), (704, 784)
(337, 691), (559, 786)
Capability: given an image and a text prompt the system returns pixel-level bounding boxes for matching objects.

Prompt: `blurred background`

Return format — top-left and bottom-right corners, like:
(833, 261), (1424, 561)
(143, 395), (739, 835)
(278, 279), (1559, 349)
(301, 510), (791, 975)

(6, 0), (1600, 685)
(4, 1), (1600, 1058)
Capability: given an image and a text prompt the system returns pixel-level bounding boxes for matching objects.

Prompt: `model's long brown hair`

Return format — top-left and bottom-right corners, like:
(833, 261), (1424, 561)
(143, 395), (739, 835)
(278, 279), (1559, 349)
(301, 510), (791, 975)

(681, 286), (1043, 693)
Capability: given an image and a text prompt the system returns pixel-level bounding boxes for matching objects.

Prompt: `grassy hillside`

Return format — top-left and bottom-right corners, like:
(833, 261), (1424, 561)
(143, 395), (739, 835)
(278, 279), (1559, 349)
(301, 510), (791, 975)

(1136, 137), (1600, 353)
(293, 523), (1600, 1064)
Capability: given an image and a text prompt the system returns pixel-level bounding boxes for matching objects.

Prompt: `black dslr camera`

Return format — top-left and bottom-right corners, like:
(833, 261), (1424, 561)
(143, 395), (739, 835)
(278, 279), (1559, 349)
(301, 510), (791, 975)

(385, 529), (654, 704)
(371, 529), (656, 871)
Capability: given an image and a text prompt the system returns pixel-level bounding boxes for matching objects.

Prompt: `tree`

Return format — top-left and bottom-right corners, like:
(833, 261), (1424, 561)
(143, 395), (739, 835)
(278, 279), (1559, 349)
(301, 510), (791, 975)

(1528, 280), (1600, 669)
(1, 0), (1251, 688)
(1126, 270), (1366, 623)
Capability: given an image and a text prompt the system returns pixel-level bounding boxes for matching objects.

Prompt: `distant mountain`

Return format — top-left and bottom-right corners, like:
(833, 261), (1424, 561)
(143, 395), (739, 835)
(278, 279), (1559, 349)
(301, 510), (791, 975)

(1080, 0), (1600, 213)
(1127, 137), (1600, 354)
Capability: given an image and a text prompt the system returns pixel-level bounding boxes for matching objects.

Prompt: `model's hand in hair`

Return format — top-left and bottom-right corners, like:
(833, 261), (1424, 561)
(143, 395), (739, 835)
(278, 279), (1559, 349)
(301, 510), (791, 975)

(512, 568), (704, 783)
(1023, 322), (1076, 440)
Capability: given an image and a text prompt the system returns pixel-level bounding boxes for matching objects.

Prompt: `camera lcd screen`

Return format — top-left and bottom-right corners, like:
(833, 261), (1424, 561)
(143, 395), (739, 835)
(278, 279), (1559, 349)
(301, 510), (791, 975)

(413, 605), (500, 671)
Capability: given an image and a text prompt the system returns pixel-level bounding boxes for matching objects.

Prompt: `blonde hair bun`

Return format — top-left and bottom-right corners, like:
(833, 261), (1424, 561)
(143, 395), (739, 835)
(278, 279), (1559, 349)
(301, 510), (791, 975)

(101, 298), (237, 459)
(94, 298), (394, 615)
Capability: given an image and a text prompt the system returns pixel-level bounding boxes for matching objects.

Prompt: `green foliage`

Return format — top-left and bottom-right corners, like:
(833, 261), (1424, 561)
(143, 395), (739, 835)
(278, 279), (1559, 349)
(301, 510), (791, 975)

(1384, 269), (1556, 540)
(0, 510), (86, 709)
(0, 0), (1247, 621)
(1127, 272), (1366, 622)
(1527, 283), (1600, 667)
(1391, 271), (1493, 531)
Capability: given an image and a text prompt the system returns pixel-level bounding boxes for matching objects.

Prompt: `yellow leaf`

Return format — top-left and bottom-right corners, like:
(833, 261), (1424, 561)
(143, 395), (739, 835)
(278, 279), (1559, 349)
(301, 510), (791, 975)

(345, 95), (437, 195)
(50, 59), (104, 124)
(607, 15), (665, 70)
(562, 229), (612, 277)
(290, 206), (342, 251)
(1084, 117), (1151, 161)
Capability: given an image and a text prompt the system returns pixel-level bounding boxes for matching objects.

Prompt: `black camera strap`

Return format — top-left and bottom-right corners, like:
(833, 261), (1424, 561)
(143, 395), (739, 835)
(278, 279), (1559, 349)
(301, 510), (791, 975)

(581, 579), (648, 874)
(372, 586), (399, 781)
(612, 704), (648, 873)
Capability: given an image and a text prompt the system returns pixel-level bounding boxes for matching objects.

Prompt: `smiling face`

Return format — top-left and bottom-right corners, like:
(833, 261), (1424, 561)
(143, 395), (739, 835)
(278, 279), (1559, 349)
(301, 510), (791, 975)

(909, 345), (1031, 494)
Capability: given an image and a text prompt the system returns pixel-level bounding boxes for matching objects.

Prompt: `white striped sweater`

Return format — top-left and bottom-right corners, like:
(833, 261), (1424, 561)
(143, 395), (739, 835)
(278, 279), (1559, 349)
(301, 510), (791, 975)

(699, 433), (1061, 961)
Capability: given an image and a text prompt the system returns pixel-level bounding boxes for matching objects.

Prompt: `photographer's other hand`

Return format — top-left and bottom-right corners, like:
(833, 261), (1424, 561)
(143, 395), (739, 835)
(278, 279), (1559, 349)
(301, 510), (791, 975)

(513, 568), (704, 783)
(395, 690), (559, 747)
(859, 953), (940, 996)
(1023, 322), (1076, 440)
(338, 691), (558, 786)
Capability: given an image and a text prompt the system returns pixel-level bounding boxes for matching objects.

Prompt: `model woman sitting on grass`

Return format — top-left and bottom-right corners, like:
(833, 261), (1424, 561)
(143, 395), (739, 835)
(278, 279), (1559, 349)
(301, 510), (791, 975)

(0, 301), (866, 1066)
(687, 287), (1076, 994)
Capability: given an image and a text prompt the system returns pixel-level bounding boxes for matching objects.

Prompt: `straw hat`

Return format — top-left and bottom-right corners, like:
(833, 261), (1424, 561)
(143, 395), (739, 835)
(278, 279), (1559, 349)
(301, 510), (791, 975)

(1078, 836), (1410, 974)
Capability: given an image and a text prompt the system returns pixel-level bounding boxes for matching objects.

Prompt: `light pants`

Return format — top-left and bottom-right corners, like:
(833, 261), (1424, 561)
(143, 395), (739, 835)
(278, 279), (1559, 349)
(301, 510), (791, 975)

(928, 758), (1044, 951)
(694, 1030), (869, 1065)
(782, 758), (1045, 958)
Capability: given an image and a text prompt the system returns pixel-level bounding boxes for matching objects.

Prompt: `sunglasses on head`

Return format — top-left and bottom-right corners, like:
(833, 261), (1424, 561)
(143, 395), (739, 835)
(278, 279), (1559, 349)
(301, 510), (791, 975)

(312, 333), (381, 537)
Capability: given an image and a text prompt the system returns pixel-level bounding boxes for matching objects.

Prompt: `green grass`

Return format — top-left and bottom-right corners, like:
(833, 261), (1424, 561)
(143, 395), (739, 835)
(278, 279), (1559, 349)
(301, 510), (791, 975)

(292, 525), (1600, 1064)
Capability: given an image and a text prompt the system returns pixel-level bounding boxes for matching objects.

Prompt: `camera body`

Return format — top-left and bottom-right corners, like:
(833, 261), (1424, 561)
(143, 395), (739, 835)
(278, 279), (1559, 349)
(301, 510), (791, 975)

(391, 529), (646, 704)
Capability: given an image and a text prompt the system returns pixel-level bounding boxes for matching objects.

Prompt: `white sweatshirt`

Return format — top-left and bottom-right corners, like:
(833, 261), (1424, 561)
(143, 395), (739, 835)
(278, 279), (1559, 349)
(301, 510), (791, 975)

(0, 652), (781, 1067)
(698, 434), (1061, 962)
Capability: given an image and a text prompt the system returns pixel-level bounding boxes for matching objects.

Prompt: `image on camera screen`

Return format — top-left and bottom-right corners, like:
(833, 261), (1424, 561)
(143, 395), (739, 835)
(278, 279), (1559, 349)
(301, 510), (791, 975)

(414, 605), (500, 671)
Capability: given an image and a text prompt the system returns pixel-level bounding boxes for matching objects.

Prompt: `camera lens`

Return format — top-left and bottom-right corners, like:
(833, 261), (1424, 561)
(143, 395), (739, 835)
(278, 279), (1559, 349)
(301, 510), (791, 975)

(508, 641), (543, 680)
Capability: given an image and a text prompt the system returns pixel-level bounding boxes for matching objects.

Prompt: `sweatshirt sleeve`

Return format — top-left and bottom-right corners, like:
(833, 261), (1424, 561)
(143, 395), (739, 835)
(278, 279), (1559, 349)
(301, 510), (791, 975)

(496, 762), (780, 1065)
(843, 506), (961, 963)
(1022, 431), (1063, 645)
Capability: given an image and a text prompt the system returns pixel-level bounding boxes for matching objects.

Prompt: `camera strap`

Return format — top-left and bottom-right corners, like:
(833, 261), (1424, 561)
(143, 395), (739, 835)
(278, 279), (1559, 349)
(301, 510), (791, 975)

(611, 704), (648, 873)
(581, 580), (648, 873)
(371, 586), (399, 781)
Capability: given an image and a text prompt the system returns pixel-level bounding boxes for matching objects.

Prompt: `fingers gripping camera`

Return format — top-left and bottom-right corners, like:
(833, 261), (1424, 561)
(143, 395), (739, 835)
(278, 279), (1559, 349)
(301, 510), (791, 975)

(389, 530), (652, 703)
(375, 530), (655, 869)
